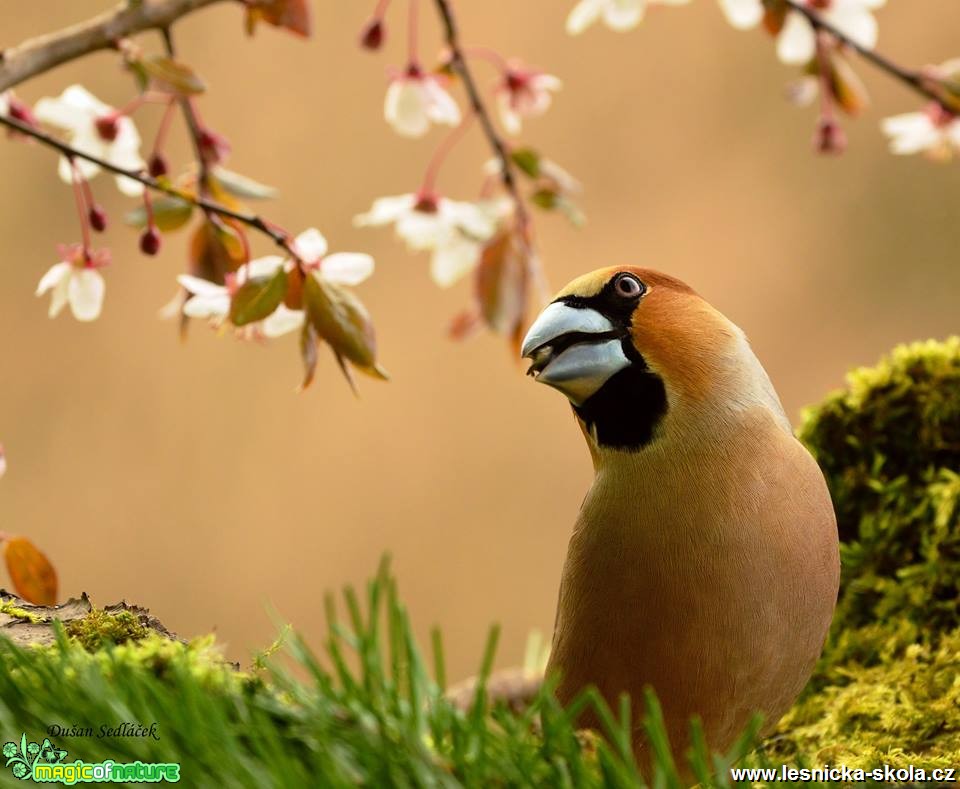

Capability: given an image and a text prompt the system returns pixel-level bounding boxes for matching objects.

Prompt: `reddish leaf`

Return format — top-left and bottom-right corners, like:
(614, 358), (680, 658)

(284, 267), (305, 310)
(245, 0), (311, 37)
(189, 218), (249, 284)
(828, 51), (870, 116)
(475, 231), (530, 341)
(4, 536), (57, 606)
(762, 1), (788, 36)
(448, 308), (482, 341)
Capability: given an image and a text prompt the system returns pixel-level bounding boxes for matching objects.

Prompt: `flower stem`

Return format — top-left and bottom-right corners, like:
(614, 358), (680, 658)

(430, 0), (531, 239)
(69, 161), (92, 258)
(420, 113), (474, 193)
(462, 46), (509, 72)
(407, 0), (419, 64)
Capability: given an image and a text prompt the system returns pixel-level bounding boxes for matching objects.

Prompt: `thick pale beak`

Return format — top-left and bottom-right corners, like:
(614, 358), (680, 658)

(521, 301), (631, 405)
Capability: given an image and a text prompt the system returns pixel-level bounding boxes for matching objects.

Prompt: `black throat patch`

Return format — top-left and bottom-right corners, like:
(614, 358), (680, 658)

(571, 341), (668, 451)
(557, 283), (668, 451)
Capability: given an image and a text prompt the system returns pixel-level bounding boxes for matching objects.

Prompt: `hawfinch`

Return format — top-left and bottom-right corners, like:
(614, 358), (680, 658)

(521, 267), (839, 770)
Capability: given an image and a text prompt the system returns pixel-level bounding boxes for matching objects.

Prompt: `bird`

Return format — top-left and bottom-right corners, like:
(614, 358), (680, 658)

(520, 267), (840, 773)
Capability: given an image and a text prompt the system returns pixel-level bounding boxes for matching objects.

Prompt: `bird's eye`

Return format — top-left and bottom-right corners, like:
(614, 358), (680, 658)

(614, 274), (644, 298)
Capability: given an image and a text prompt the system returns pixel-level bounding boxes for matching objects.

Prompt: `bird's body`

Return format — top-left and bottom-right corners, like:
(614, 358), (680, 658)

(521, 268), (839, 768)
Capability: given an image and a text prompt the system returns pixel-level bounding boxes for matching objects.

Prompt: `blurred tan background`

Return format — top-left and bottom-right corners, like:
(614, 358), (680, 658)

(1, 1), (958, 678)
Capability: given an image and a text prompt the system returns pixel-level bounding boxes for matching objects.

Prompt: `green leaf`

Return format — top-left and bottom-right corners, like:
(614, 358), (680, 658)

(303, 274), (386, 380)
(141, 55), (206, 95)
(530, 189), (558, 211)
(212, 168), (278, 200)
(124, 196), (193, 232)
(510, 148), (541, 178)
(229, 268), (287, 326)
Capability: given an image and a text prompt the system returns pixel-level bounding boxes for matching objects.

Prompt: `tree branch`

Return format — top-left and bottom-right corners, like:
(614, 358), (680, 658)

(0, 0), (231, 94)
(0, 111), (299, 260)
(783, 0), (954, 109)
(431, 0), (531, 237)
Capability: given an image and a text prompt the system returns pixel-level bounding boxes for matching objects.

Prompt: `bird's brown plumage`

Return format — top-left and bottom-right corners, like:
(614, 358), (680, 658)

(527, 267), (839, 773)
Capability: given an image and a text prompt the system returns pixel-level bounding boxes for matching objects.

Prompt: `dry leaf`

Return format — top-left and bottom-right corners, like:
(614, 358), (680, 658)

(4, 536), (57, 606)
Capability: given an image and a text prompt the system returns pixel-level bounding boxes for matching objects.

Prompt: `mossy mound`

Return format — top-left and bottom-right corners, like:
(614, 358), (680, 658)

(799, 337), (960, 633)
(770, 338), (960, 768)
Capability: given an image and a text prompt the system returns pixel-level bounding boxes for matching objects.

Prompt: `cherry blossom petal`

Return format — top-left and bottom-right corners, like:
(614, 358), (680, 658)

(497, 92), (523, 135)
(244, 255), (287, 281)
(182, 292), (230, 319)
(57, 155), (100, 187)
(423, 79), (462, 127)
(34, 86), (101, 129)
(354, 194), (418, 226)
(396, 211), (446, 249)
(602, 0), (646, 31)
(777, 11), (816, 65)
(0, 92), (10, 115)
(566, 0), (606, 34)
(293, 228), (329, 262)
(67, 268), (105, 322)
(36, 261), (71, 296)
(431, 235), (482, 288)
(261, 305), (305, 338)
(881, 113), (941, 155)
(442, 200), (496, 239)
(826, 3), (878, 50)
(385, 79), (431, 138)
(49, 278), (71, 318)
(320, 253), (375, 286)
(177, 274), (227, 297)
(718, 0), (762, 29)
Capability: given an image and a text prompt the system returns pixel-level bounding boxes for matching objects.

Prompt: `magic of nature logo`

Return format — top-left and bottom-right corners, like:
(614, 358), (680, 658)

(3, 733), (180, 784)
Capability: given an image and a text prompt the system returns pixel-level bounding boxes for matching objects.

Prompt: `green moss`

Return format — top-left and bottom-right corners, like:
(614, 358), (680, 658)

(0, 600), (42, 624)
(772, 338), (960, 768)
(64, 609), (149, 651)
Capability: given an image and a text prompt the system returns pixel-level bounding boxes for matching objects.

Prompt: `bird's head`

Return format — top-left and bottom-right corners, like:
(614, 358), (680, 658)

(521, 267), (789, 453)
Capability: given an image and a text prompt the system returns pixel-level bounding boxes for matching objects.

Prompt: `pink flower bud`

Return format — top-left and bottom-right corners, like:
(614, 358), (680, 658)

(148, 153), (168, 178)
(197, 128), (231, 166)
(140, 227), (162, 256)
(95, 114), (120, 142)
(359, 18), (385, 50)
(8, 98), (37, 128)
(88, 205), (108, 233)
(813, 117), (847, 155)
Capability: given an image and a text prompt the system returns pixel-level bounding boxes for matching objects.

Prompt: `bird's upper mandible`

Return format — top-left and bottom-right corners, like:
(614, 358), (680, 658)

(520, 266), (792, 452)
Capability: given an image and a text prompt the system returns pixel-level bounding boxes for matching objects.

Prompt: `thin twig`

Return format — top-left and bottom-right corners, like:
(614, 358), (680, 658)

(159, 27), (210, 189)
(0, 0), (231, 93)
(783, 0), (951, 108)
(0, 111), (298, 259)
(431, 0), (531, 237)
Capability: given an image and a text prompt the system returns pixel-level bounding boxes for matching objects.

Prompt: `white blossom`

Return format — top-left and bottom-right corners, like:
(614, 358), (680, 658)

(384, 68), (461, 138)
(882, 104), (960, 159)
(566, 0), (690, 35)
(355, 193), (503, 287)
(719, 0), (885, 65)
(177, 229), (374, 336)
(496, 68), (562, 135)
(35, 247), (107, 322)
(34, 85), (145, 196)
